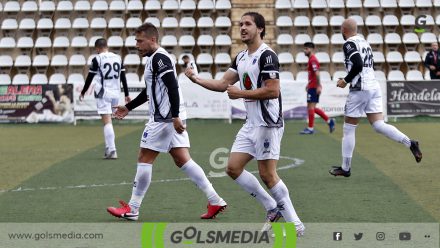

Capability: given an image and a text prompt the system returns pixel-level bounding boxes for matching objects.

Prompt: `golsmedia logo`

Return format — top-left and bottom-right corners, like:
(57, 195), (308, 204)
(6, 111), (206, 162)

(141, 223), (297, 247)
(170, 226), (269, 244)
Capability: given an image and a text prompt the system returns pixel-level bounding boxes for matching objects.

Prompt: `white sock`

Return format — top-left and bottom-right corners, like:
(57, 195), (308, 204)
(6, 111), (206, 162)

(103, 123), (116, 151)
(181, 159), (222, 205)
(372, 120), (411, 148)
(342, 123), (357, 171)
(128, 163), (152, 211)
(235, 170), (277, 211)
(269, 180), (302, 225)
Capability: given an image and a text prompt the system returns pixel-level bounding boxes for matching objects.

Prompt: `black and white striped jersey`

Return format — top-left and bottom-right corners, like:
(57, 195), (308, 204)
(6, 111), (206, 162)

(89, 52), (125, 99)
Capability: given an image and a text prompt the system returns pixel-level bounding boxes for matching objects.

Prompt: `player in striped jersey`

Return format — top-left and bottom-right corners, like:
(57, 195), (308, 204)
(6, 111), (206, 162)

(107, 23), (226, 221)
(329, 18), (422, 177)
(185, 12), (305, 237)
(79, 38), (130, 159)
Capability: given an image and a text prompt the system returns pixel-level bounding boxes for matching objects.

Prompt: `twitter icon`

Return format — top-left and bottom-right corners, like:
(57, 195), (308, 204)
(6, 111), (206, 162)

(354, 233), (363, 241)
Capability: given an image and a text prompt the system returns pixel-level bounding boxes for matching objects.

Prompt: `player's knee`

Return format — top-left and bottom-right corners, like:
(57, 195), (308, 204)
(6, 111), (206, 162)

(259, 171), (277, 187)
(226, 166), (242, 179)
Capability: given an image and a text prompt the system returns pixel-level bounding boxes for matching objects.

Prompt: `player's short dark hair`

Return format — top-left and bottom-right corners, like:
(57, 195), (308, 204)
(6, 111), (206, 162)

(182, 55), (190, 60)
(242, 12), (266, 39)
(304, 42), (315, 49)
(135, 22), (159, 40)
(94, 38), (107, 49)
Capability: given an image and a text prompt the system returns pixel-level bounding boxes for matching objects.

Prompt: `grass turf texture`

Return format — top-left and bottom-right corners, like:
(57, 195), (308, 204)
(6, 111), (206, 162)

(0, 119), (438, 223)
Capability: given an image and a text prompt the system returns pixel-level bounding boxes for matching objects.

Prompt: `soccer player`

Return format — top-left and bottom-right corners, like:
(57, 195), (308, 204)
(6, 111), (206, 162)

(329, 18), (423, 177)
(299, 42), (335, 135)
(79, 38), (130, 159)
(185, 12), (305, 237)
(182, 54), (198, 75)
(107, 23), (227, 221)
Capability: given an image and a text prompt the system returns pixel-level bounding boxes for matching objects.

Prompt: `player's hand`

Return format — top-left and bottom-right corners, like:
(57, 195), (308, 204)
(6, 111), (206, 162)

(316, 85), (322, 95)
(337, 78), (348, 88)
(112, 105), (129, 120)
(436, 71), (440, 76)
(125, 96), (131, 104)
(79, 94), (84, 102)
(184, 67), (197, 81)
(429, 65), (436, 70)
(226, 85), (241, 99)
(173, 117), (186, 134)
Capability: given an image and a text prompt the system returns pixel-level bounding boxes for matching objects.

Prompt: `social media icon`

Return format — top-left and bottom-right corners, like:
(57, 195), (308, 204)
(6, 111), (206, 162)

(333, 232), (342, 241)
(399, 232), (411, 241)
(376, 232), (385, 241)
(354, 233), (363, 241)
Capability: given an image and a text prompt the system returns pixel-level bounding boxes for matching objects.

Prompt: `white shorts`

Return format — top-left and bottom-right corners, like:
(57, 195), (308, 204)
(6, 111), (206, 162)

(231, 124), (284, 160)
(139, 120), (190, 153)
(96, 97), (119, 115)
(345, 88), (383, 118)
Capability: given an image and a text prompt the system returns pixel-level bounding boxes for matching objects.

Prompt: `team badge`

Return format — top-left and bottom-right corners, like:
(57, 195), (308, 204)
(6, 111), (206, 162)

(264, 139), (270, 148)
(252, 57), (257, 64)
(143, 131), (148, 138)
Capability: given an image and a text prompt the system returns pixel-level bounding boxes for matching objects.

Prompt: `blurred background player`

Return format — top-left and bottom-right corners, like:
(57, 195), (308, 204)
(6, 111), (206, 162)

(79, 38), (130, 159)
(329, 18), (422, 177)
(185, 12), (305, 237)
(300, 42), (335, 135)
(182, 54), (198, 75)
(108, 23), (227, 221)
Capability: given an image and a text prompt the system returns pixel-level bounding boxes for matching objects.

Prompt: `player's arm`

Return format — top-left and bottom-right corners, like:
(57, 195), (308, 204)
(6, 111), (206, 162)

(113, 88), (147, 119)
(79, 58), (98, 101)
(185, 57), (239, 92)
(227, 50), (280, 100)
(119, 63), (131, 103)
(338, 41), (363, 88)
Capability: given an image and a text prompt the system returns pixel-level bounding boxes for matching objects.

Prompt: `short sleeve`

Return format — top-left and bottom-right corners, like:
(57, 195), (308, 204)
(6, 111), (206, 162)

(152, 53), (175, 78)
(259, 50), (280, 81)
(343, 41), (359, 60)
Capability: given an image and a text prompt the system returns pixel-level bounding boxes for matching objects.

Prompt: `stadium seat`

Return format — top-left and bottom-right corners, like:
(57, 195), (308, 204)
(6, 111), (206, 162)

(215, 35), (232, 53)
(108, 17), (125, 36)
(197, 0), (214, 17)
(127, 0), (143, 18)
(179, 35), (196, 53)
(180, 0), (196, 17)
(311, 0), (328, 16)
(162, 0), (179, 17)
(0, 74), (12, 85)
(400, 15), (415, 33)
(30, 74), (49, 85)
(402, 33), (420, 51)
(162, 17), (178, 35)
(71, 37), (88, 50)
(72, 18), (89, 36)
(0, 37), (16, 54)
(293, 16), (310, 34)
(315, 52), (331, 71)
(280, 71), (294, 81)
(125, 35), (137, 54)
(275, 0), (292, 17)
(57, 0), (74, 18)
(161, 35), (178, 47)
(69, 54), (86, 67)
(215, 0), (231, 16)
(68, 73), (85, 84)
(276, 16), (293, 34)
(332, 71), (346, 81)
(54, 18), (71, 37)
(180, 17), (197, 35)
(197, 35), (214, 53)
(126, 17), (142, 34)
(384, 33), (402, 51)
(331, 52), (345, 71)
(346, 0), (362, 16)
(35, 37), (52, 55)
(293, 0), (310, 16)
(124, 54), (141, 69)
(109, 0), (126, 18)
(365, 15), (382, 34)
(16, 37), (33, 50)
(328, 0), (345, 16)
(387, 70), (405, 80)
(398, 0), (415, 15)
(39, 1), (56, 18)
(92, 0), (108, 13)
(295, 52), (309, 65)
(312, 16), (328, 34)
(278, 52), (294, 65)
(1, 19), (18, 37)
(367, 33), (384, 51)
(415, 0), (433, 14)
(88, 36), (102, 47)
(382, 15), (399, 33)
(74, 0), (91, 18)
(364, 0), (381, 15)
(330, 15), (345, 33)
(196, 53), (213, 70)
(312, 33), (330, 51)
(0, 55), (13, 73)
(348, 15), (364, 33)
(126, 73), (142, 87)
(33, 55), (50, 74)
(386, 51), (403, 70)
(296, 71), (309, 83)
(294, 34), (311, 46)
(3, 1), (20, 18)
(215, 16), (232, 35)
(214, 53), (232, 71)
(372, 51), (385, 63)
(198, 17), (214, 35)
(49, 73), (67, 84)
(37, 18), (54, 36)
(379, 0), (398, 15)
(12, 74), (30, 85)
(178, 53), (196, 66)
(53, 36), (70, 49)
(51, 55), (68, 67)
(90, 17), (107, 37)
(406, 70), (424, 80)
(420, 33), (438, 44)
(331, 33), (345, 51)
(277, 33), (294, 46)
(144, 17), (160, 28)
(21, 1), (38, 17)
(108, 36), (124, 52)
(87, 54), (97, 66)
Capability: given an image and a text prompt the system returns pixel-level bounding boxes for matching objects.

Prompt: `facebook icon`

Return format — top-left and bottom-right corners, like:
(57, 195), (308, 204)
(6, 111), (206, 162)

(333, 232), (342, 241)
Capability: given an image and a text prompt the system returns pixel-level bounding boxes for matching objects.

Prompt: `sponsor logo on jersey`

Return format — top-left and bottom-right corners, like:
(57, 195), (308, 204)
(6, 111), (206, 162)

(242, 72), (253, 90)
(252, 57), (257, 65)
(158, 59), (165, 69)
(143, 131), (148, 138)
